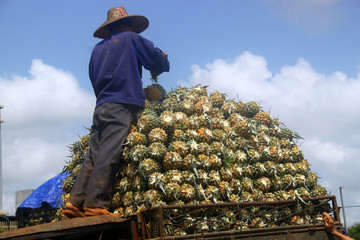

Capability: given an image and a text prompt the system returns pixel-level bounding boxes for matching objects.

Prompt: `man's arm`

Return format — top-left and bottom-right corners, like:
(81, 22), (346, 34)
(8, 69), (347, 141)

(132, 33), (170, 74)
(323, 213), (354, 240)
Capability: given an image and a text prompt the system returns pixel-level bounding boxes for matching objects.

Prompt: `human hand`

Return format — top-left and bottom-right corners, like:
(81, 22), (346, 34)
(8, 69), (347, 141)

(323, 212), (336, 234)
(162, 51), (168, 57)
(150, 71), (160, 82)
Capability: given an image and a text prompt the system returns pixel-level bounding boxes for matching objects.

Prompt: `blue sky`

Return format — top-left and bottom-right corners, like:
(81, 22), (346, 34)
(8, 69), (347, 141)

(1, 0), (359, 90)
(1, 0), (360, 226)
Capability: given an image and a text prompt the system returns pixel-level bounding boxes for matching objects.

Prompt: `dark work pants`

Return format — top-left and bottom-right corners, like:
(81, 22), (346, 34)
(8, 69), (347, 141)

(69, 102), (141, 209)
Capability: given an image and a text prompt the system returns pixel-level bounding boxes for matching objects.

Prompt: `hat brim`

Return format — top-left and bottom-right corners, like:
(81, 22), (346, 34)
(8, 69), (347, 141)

(93, 15), (149, 39)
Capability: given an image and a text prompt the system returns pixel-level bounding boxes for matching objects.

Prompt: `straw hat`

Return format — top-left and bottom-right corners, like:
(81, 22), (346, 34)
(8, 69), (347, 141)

(93, 7), (149, 39)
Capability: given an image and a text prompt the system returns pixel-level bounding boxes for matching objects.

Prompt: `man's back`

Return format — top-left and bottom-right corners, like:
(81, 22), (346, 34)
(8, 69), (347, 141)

(89, 31), (169, 108)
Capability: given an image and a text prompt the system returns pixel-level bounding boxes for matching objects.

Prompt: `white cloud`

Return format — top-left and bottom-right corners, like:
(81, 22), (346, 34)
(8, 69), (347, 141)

(3, 138), (68, 184)
(186, 51), (360, 225)
(0, 60), (95, 214)
(189, 52), (274, 101)
(0, 59), (95, 127)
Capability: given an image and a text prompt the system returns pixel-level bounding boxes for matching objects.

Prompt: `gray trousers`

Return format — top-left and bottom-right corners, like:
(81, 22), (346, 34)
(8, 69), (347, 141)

(69, 102), (141, 209)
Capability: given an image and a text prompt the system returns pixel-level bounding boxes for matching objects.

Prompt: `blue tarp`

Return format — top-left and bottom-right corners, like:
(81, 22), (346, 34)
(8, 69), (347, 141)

(17, 172), (70, 209)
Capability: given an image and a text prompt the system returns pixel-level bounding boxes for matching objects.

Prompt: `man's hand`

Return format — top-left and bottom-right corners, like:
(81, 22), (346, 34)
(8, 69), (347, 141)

(162, 51), (168, 57)
(323, 212), (336, 234)
(150, 71), (160, 83)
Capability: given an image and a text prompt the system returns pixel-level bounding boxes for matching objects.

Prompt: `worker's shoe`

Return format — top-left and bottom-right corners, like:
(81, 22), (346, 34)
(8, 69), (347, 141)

(63, 202), (86, 218)
(83, 207), (118, 217)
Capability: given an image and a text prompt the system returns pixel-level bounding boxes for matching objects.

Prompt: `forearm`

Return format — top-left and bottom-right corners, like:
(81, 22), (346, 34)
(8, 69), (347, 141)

(331, 230), (354, 240)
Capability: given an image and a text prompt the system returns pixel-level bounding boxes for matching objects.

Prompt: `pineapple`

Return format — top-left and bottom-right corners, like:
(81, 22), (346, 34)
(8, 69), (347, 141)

(247, 101), (261, 117)
(160, 111), (175, 131)
(219, 181), (233, 200)
(205, 186), (221, 203)
(264, 161), (277, 177)
(230, 163), (244, 179)
(209, 90), (226, 108)
(163, 151), (182, 170)
(254, 162), (267, 177)
(169, 141), (189, 157)
(172, 129), (186, 141)
(184, 115), (200, 130)
(228, 113), (244, 126)
(220, 168), (233, 182)
(161, 97), (179, 113)
(197, 128), (213, 143)
(208, 154), (222, 170)
(148, 142), (167, 161)
(230, 179), (242, 195)
(198, 142), (210, 155)
(165, 170), (183, 184)
(221, 100), (238, 117)
(71, 164), (82, 176)
(164, 182), (181, 201)
(139, 158), (160, 177)
(208, 170), (221, 186)
(306, 171), (319, 188)
(311, 185), (328, 197)
(144, 189), (164, 207)
(254, 177), (272, 192)
(186, 130), (199, 142)
(182, 170), (196, 185)
(241, 177), (254, 193)
(233, 150), (247, 164)
(116, 176), (131, 193)
(144, 83), (167, 102)
(62, 175), (75, 193)
(190, 85), (208, 99)
(180, 183), (196, 202)
(296, 159), (310, 174)
(111, 192), (122, 209)
(182, 153), (197, 171)
(253, 111), (271, 125)
(137, 110), (160, 133)
(284, 163), (297, 175)
(210, 141), (225, 155)
(125, 131), (147, 147)
(128, 144), (148, 164)
(194, 97), (212, 115)
(174, 111), (187, 123)
(280, 127), (302, 141)
(148, 172), (166, 193)
(196, 169), (209, 186)
(122, 191), (134, 207)
(58, 84), (328, 235)
(233, 120), (251, 138)
(148, 128), (167, 144)
(179, 99), (195, 116)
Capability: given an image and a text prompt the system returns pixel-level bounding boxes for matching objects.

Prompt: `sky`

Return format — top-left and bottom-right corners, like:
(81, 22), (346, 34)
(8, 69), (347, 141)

(0, 0), (360, 227)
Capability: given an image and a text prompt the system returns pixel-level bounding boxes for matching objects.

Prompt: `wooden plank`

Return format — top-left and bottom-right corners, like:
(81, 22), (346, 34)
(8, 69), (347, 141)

(0, 216), (133, 240)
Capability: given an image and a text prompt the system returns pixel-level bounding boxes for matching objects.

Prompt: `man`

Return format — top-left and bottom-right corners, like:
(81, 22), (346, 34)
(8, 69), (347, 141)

(63, 7), (169, 218)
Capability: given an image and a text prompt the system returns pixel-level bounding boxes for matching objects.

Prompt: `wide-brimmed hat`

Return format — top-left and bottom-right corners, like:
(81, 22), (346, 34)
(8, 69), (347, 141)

(93, 7), (149, 39)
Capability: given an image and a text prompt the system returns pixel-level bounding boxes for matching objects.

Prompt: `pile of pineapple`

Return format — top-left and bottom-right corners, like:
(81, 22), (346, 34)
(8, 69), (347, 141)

(59, 84), (329, 233)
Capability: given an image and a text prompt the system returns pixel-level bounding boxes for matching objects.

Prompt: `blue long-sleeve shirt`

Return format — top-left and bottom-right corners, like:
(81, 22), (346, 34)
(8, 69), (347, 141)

(89, 31), (170, 108)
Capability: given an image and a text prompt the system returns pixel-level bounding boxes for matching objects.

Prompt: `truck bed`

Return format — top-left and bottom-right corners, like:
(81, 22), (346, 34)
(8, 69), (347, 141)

(0, 195), (342, 240)
(0, 216), (341, 240)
